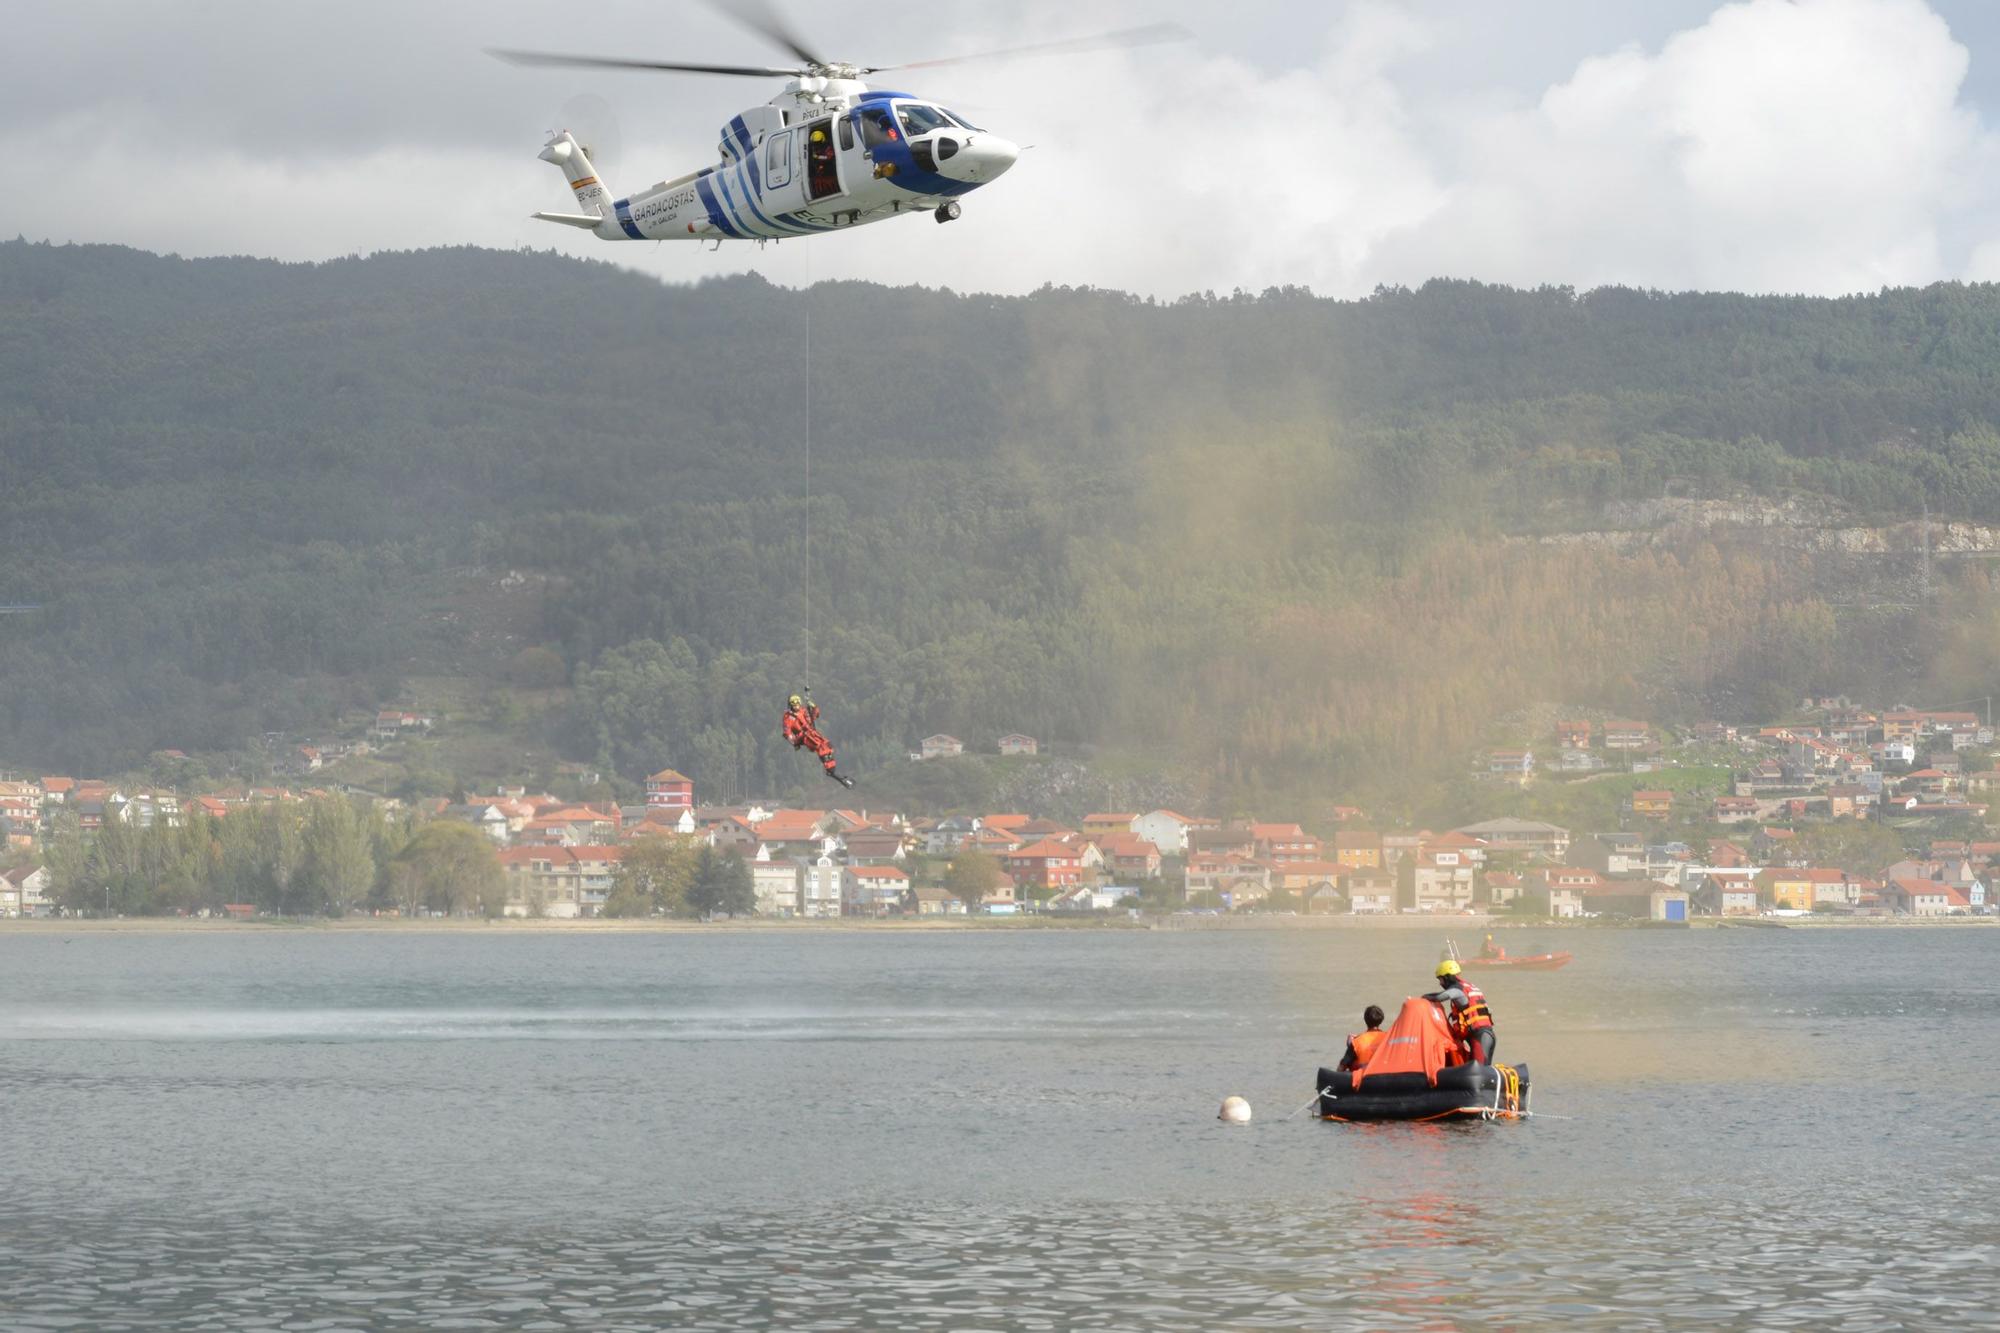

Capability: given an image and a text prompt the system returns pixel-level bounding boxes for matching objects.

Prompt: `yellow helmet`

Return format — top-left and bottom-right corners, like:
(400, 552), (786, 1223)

(788, 694), (803, 708)
(1436, 958), (1462, 978)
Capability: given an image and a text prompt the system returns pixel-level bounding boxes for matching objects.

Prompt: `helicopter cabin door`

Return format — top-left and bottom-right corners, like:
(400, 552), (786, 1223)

(803, 117), (840, 201)
(837, 111), (868, 197)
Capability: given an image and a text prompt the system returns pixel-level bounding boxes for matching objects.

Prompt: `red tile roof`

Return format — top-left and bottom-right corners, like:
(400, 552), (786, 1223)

(1009, 838), (1080, 861)
(1096, 833), (1160, 858)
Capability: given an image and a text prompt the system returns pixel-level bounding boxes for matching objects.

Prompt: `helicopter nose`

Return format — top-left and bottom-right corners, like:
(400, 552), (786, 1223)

(934, 133), (1019, 184)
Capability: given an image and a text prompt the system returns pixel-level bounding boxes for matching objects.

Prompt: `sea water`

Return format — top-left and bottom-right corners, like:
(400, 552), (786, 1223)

(0, 926), (1994, 1329)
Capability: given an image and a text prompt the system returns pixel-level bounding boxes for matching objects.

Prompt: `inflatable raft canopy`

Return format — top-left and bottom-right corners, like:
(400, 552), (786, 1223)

(1317, 995), (1529, 1122)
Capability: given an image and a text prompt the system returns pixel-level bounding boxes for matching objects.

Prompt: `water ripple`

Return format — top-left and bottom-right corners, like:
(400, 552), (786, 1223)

(4, 1197), (1995, 1331)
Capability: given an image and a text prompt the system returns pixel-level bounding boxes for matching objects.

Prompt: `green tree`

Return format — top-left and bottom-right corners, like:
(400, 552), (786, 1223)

(607, 834), (700, 917)
(685, 846), (756, 918)
(297, 795), (377, 916)
(391, 821), (503, 917)
(945, 850), (1003, 911)
(1790, 821), (1907, 876)
(46, 811), (88, 911)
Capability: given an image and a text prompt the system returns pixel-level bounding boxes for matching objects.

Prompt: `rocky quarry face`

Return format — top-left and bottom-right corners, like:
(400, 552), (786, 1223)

(1530, 496), (2000, 556)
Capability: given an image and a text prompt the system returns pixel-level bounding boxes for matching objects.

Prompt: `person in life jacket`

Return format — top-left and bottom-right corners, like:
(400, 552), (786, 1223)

(782, 693), (855, 788)
(1478, 932), (1506, 961)
(1432, 958), (1496, 1065)
(1337, 1004), (1388, 1073)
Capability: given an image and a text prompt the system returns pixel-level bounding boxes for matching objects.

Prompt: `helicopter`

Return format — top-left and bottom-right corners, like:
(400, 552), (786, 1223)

(493, 9), (1182, 243)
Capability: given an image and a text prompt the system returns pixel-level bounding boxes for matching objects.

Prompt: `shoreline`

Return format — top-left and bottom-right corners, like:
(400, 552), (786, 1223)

(0, 914), (1989, 935)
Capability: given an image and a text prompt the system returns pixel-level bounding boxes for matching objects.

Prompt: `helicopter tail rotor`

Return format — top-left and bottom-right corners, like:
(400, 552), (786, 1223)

(558, 92), (623, 179)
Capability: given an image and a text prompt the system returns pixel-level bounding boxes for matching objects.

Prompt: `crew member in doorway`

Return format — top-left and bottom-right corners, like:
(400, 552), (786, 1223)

(808, 126), (837, 197)
(1337, 1004), (1388, 1073)
(783, 692), (854, 788)
(1432, 958), (1496, 1065)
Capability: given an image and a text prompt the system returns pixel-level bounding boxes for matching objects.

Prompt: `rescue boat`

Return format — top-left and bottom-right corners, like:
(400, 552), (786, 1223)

(1316, 995), (1530, 1123)
(1463, 950), (1572, 971)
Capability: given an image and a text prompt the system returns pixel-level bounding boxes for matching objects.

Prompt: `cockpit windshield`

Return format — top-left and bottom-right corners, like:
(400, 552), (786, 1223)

(894, 103), (958, 137)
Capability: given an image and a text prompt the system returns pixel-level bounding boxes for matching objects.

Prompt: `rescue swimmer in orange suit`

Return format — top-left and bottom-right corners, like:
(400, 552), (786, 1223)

(783, 693), (854, 788)
(1337, 1004), (1387, 1073)
(1431, 958), (1496, 1065)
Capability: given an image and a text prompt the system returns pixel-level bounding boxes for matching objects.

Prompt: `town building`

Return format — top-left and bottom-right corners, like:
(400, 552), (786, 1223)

(645, 768), (694, 811)
(1002, 839), (1084, 897)
(1342, 870), (1395, 914)
(844, 865), (911, 916)
(1406, 852), (1476, 912)
(1454, 818), (1571, 859)
(1603, 720), (1652, 750)
(1132, 810), (1202, 855)
(919, 735), (964, 760)
(750, 855), (801, 916)
(1333, 830), (1384, 870)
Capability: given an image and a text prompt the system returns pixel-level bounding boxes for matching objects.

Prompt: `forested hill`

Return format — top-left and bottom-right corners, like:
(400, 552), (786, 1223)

(8, 238), (2000, 805)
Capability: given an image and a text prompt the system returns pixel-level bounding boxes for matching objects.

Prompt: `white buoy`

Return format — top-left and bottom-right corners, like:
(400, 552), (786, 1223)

(1218, 1095), (1252, 1124)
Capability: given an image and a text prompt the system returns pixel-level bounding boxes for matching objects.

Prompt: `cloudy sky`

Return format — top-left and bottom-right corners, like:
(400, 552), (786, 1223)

(9, 0), (2000, 298)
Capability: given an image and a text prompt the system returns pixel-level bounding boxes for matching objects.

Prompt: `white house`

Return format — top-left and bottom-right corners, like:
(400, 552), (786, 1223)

(1132, 810), (1200, 855)
(1348, 886), (1394, 914)
(0, 865), (48, 917)
(799, 855), (842, 918)
(750, 856), (801, 916)
(844, 865), (911, 916)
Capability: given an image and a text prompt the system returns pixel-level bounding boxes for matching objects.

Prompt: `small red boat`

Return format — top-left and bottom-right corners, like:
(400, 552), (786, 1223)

(1464, 951), (1572, 971)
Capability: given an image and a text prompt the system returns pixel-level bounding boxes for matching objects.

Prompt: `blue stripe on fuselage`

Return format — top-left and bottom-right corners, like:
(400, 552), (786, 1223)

(613, 199), (644, 239)
(694, 176), (742, 239)
(729, 116), (754, 157)
(713, 167), (764, 237)
(732, 160), (803, 236)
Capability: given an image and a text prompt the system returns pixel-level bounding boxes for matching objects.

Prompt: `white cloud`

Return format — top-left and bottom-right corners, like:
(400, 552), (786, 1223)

(1367, 0), (1991, 294)
(3, 0), (1998, 298)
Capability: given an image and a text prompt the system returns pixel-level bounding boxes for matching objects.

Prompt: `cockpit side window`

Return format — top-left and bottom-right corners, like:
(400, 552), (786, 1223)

(895, 103), (954, 137)
(859, 107), (898, 150)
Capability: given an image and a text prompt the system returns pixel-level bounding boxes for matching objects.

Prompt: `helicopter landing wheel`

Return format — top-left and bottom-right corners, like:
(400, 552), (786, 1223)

(934, 201), (961, 224)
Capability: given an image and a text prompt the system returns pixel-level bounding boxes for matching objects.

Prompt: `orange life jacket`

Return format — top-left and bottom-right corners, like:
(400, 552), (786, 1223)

(1449, 979), (1494, 1044)
(1348, 1028), (1387, 1068)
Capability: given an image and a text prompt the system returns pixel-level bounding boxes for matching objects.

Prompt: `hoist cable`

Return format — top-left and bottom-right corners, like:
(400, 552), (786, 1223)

(803, 243), (813, 691)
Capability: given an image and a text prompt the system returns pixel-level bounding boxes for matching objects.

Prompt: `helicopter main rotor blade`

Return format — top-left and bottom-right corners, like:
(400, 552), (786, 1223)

(863, 22), (1191, 74)
(707, 0), (828, 70)
(491, 49), (805, 79)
